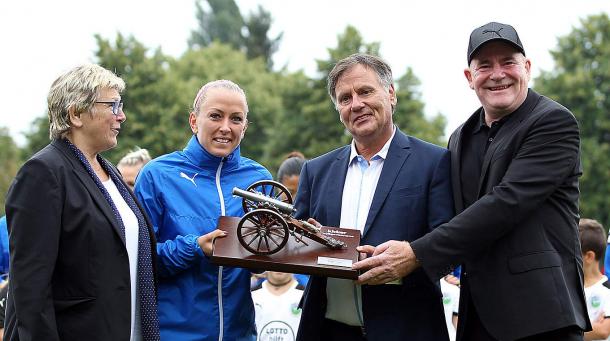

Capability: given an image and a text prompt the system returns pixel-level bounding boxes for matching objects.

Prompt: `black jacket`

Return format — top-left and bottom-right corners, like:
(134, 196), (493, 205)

(4, 140), (157, 341)
(412, 90), (590, 340)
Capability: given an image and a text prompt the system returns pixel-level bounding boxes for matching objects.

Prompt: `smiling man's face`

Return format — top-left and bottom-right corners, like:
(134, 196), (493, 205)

(334, 64), (396, 146)
(465, 40), (531, 119)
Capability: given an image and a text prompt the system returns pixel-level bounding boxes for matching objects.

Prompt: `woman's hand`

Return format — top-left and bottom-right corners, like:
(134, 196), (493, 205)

(197, 229), (228, 256)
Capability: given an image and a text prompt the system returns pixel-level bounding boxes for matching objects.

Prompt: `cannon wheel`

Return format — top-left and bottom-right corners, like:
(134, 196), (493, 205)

(241, 180), (293, 213)
(237, 209), (289, 255)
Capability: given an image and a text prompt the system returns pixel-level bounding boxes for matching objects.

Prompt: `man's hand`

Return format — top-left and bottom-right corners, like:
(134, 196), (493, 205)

(585, 312), (610, 340)
(444, 274), (460, 286)
(197, 229), (228, 257)
(307, 217), (322, 228)
(352, 240), (420, 285)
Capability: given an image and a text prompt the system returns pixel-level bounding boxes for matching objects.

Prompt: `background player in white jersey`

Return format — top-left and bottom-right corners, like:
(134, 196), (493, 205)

(580, 218), (610, 341)
(252, 272), (304, 341)
(441, 277), (460, 341)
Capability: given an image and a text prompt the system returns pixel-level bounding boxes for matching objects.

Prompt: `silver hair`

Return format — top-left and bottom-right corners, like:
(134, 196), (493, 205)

(117, 147), (151, 168)
(47, 64), (125, 139)
(327, 53), (394, 110)
(192, 79), (248, 115)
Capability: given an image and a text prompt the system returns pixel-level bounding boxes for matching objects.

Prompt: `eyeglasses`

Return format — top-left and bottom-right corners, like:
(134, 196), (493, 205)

(95, 100), (124, 116)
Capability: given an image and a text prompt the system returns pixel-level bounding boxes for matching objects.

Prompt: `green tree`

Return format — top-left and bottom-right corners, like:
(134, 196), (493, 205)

(189, 0), (244, 50)
(188, 0), (281, 69)
(244, 6), (282, 70)
(315, 25), (380, 78)
(263, 70), (321, 172)
(534, 13), (610, 229)
(22, 116), (50, 160)
(393, 68), (446, 146)
(0, 127), (21, 216)
(95, 33), (184, 163)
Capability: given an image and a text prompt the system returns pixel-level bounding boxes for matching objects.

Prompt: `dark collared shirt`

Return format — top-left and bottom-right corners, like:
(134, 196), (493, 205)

(460, 111), (512, 208)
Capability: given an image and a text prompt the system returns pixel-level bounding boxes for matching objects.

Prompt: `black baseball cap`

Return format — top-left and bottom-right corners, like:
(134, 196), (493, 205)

(467, 22), (525, 64)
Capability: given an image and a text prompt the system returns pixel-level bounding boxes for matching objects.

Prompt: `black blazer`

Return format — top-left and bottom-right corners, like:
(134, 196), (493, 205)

(412, 90), (590, 340)
(295, 130), (454, 341)
(4, 140), (157, 341)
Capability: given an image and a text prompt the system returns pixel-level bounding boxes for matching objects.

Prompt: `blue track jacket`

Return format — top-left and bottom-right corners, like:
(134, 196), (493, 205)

(135, 136), (271, 341)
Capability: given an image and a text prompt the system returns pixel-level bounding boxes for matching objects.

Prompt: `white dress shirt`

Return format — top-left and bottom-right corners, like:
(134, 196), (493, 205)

(103, 179), (142, 341)
(325, 127), (395, 326)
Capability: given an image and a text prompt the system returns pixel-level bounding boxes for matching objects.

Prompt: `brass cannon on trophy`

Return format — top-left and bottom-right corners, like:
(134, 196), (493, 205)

(232, 180), (347, 255)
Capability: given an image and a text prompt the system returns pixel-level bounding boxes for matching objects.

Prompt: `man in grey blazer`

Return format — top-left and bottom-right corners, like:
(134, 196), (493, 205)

(354, 22), (590, 340)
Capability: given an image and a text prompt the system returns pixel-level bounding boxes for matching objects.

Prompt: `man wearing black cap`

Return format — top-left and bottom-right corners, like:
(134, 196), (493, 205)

(353, 22), (590, 340)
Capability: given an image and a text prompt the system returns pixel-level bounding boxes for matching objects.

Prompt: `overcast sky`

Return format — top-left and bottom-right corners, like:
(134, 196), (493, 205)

(1, 1), (609, 147)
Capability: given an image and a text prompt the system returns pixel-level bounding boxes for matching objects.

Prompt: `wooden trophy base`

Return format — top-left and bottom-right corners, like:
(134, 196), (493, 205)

(211, 216), (361, 279)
